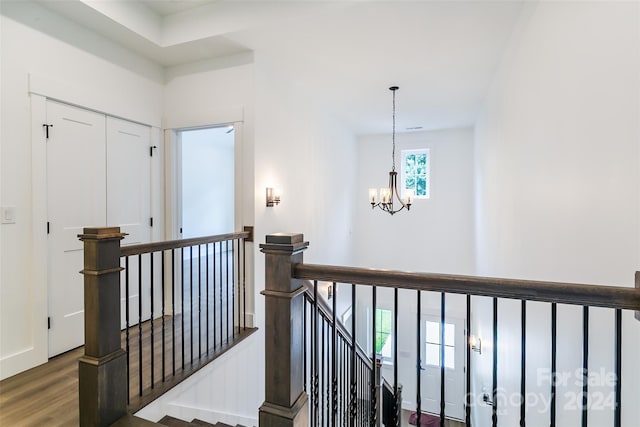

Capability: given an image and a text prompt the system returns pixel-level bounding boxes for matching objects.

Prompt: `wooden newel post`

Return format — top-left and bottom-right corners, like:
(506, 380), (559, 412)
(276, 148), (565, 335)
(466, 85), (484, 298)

(259, 233), (310, 427)
(78, 227), (127, 427)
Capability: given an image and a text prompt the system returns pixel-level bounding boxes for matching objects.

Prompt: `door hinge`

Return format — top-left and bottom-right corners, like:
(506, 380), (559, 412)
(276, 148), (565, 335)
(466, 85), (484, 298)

(150, 217), (153, 227)
(42, 124), (53, 139)
(180, 227), (183, 234)
(48, 317), (51, 330)
(47, 221), (50, 234)
(149, 145), (158, 157)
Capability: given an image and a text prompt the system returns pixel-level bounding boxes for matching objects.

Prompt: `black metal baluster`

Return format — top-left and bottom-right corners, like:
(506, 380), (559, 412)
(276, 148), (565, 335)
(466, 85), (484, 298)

(371, 286), (377, 426)
(161, 250), (165, 382)
(198, 245), (202, 359)
(550, 303), (557, 427)
(219, 241), (223, 347)
(171, 249), (176, 376)
(138, 254), (143, 396)
(492, 297), (498, 427)
(125, 257), (130, 403)
(520, 300), (527, 427)
(332, 283), (338, 426)
(440, 293), (445, 427)
(614, 308), (622, 427)
(394, 288), (399, 427)
(233, 239), (237, 339)
(520, 300), (526, 427)
(582, 306), (589, 427)
(417, 290), (421, 427)
(181, 247), (185, 369)
(213, 242), (217, 348)
(322, 316), (326, 426)
(304, 295), (308, 393)
(190, 246), (194, 363)
(242, 238), (246, 331)
(226, 240), (231, 342)
(313, 281), (320, 426)
(150, 252), (155, 389)
(465, 294), (471, 427)
(206, 243), (209, 353)
(350, 284), (357, 427)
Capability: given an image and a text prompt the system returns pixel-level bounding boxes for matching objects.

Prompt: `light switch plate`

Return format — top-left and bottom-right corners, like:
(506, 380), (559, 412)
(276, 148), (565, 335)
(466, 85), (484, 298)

(1, 206), (16, 224)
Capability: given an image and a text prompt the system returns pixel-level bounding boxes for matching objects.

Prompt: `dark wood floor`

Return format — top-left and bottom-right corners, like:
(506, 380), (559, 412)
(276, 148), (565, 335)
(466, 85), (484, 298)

(0, 315), (256, 427)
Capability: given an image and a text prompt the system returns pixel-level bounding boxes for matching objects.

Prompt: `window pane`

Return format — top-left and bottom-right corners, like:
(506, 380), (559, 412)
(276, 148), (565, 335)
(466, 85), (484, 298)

(381, 334), (392, 358)
(426, 321), (440, 344)
(426, 343), (440, 366)
(405, 176), (415, 191)
(444, 346), (455, 369)
(444, 323), (455, 346)
(416, 177), (427, 196)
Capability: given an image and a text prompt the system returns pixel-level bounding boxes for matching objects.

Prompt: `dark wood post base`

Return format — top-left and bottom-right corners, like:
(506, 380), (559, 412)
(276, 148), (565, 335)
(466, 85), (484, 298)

(79, 350), (127, 427)
(259, 392), (309, 427)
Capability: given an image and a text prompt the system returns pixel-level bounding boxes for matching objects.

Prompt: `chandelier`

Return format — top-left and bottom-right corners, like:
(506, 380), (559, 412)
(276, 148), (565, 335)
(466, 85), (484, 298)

(368, 86), (413, 215)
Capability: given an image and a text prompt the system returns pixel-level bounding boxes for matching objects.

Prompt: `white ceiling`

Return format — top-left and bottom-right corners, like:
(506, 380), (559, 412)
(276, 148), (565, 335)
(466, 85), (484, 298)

(140, 0), (218, 17)
(34, 0), (526, 134)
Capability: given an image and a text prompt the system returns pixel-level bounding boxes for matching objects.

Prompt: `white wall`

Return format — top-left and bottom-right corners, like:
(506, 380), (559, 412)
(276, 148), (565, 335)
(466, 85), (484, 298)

(0, 1), (164, 380)
(354, 128), (475, 274)
(136, 332), (263, 427)
(163, 53), (256, 325)
(473, 2), (640, 426)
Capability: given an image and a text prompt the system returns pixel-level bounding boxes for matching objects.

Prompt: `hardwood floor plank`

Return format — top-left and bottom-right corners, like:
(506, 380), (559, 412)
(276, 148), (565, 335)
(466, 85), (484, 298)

(0, 313), (256, 427)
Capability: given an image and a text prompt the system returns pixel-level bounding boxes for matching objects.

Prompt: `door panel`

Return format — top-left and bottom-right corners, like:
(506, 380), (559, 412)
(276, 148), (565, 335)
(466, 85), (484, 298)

(105, 117), (153, 328)
(47, 100), (106, 357)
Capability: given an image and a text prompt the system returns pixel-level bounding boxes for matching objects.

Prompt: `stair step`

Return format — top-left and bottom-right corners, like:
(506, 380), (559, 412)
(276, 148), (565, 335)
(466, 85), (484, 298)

(158, 415), (191, 427)
(189, 419), (216, 427)
(158, 415), (249, 427)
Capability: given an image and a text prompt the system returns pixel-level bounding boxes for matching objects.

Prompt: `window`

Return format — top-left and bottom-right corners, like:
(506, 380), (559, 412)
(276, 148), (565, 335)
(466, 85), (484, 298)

(401, 149), (430, 199)
(375, 308), (393, 360)
(425, 320), (455, 369)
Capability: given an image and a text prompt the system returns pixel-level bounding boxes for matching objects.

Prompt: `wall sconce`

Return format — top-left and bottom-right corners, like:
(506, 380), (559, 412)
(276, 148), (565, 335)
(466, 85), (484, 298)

(469, 335), (482, 354)
(266, 187), (281, 207)
(327, 284), (333, 300)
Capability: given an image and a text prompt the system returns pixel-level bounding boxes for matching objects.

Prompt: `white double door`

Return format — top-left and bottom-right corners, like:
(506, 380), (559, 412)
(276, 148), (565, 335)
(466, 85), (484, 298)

(46, 100), (152, 357)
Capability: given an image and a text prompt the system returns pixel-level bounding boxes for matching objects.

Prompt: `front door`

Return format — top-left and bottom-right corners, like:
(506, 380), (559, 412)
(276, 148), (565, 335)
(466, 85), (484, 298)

(420, 315), (466, 420)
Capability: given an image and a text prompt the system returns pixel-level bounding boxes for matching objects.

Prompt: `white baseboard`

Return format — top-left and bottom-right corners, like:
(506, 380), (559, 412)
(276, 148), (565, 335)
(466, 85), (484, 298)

(0, 346), (47, 381)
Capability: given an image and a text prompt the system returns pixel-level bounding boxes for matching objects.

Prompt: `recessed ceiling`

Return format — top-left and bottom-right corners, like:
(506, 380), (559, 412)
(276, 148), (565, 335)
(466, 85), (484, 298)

(141, 0), (218, 17)
(29, 0), (527, 134)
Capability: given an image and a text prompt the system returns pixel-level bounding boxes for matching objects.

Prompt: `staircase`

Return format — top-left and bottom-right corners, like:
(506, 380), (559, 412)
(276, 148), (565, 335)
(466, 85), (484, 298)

(158, 415), (249, 427)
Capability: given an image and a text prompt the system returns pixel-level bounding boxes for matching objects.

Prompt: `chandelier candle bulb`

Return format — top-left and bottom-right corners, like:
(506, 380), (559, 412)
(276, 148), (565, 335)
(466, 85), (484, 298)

(369, 188), (378, 204)
(406, 189), (414, 205)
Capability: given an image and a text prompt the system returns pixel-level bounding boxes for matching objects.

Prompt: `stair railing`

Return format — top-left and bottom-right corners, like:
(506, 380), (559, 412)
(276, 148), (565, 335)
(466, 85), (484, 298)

(260, 233), (640, 427)
(78, 226), (255, 427)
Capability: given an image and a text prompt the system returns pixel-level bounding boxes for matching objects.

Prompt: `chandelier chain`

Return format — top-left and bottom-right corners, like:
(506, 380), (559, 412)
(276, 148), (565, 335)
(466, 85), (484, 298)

(392, 88), (396, 172)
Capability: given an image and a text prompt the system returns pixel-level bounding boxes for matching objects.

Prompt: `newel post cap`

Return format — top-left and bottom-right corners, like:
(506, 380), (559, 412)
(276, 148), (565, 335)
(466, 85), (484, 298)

(260, 233), (309, 254)
(78, 226), (127, 241)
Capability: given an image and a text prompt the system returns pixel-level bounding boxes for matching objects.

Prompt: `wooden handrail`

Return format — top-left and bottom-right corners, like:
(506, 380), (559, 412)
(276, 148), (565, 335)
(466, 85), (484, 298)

(295, 264), (640, 311)
(120, 230), (251, 257)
